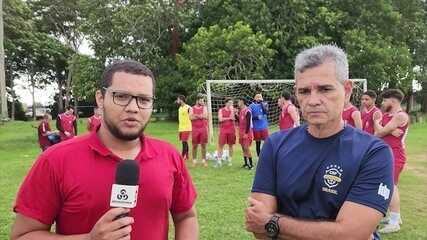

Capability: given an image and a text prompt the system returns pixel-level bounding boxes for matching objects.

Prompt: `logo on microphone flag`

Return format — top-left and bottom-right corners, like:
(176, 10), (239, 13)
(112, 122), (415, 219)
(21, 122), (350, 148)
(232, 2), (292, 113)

(110, 184), (139, 208)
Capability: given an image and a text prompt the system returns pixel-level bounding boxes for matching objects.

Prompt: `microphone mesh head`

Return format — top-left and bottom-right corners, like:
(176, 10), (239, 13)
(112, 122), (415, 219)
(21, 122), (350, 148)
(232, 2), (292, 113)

(115, 160), (140, 185)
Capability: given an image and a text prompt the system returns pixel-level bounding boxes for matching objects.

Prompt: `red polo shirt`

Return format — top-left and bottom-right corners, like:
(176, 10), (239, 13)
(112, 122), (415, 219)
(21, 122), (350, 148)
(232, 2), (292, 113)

(38, 120), (51, 149)
(14, 131), (197, 239)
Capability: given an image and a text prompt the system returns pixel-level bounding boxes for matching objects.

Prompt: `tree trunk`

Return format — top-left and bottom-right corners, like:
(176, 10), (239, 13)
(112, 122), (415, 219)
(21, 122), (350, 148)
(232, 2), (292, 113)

(11, 97), (15, 120)
(11, 85), (15, 121)
(65, 69), (71, 108)
(30, 74), (36, 121)
(167, 0), (183, 56)
(65, 55), (76, 108)
(422, 82), (427, 113)
(405, 88), (413, 113)
(0, 0), (8, 119)
(9, 70), (15, 120)
(57, 74), (64, 114)
(74, 101), (78, 119)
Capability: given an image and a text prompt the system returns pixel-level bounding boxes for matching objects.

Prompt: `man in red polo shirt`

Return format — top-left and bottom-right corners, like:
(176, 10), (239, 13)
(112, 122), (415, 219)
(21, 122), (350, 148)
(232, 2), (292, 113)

(217, 97), (236, 167)
(87, 106), (102, 132)
(11, 60), (199, 240)
(342, 95), (362, 129)
(373, 89), (409, 234)
(189, 94), (208, 167)
(237, 97), (254, 170)
(37, 114), (57, 151)
(278, 90), (300, 130)
(361, 90), (381, 134)
(56, 106), (77, 141)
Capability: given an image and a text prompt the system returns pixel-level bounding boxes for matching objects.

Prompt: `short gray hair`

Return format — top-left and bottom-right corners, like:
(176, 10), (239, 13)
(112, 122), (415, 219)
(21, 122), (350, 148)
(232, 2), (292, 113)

(294, 44), (349, 84)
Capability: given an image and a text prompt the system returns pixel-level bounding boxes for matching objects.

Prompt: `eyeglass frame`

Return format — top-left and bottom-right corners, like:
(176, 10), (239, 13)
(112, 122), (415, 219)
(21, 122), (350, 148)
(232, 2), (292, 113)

(102, 87), (156, 109)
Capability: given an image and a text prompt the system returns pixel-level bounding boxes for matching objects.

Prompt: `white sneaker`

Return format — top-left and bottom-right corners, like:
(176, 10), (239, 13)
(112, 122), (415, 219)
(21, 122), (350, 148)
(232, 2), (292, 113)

(379, 223), (400, 234)
(380, 217), (390, 224)
(381, 217), (403, 225)
(227, 159), (232, 166)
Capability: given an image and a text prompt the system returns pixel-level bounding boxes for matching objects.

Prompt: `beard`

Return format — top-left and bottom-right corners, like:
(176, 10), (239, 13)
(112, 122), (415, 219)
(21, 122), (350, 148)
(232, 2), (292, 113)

(103, 111), (147, 141)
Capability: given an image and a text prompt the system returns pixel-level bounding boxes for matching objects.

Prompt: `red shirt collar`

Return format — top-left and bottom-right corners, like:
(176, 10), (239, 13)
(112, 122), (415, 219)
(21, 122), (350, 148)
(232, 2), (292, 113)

(88, 131), (156, 160)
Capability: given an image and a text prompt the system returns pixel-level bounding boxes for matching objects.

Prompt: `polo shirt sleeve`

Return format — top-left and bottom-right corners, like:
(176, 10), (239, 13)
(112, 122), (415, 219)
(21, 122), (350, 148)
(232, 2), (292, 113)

(170, 153), (197, 214)
(13, 154), (61, 225)
(251, 137), (276, 196)
(345, 142), (394, 216)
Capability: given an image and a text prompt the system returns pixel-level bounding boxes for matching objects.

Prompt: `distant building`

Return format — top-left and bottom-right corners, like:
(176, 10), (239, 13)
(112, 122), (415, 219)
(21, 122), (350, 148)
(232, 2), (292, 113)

(25, 106), (50, 119)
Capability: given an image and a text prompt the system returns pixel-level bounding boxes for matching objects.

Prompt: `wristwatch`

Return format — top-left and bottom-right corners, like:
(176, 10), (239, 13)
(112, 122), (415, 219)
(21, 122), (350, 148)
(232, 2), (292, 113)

(265, 215), (281, 239)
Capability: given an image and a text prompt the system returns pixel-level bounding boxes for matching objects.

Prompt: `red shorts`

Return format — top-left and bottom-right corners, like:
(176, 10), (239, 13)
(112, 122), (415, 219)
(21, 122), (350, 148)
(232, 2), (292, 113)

(253, 129), (269, 141)
(192, 129), (208, 145)
(394, 164), (404, 184)
(239, 135), (253, 147)
(179, 131), (191, 142)
(219, 132), (236, 145)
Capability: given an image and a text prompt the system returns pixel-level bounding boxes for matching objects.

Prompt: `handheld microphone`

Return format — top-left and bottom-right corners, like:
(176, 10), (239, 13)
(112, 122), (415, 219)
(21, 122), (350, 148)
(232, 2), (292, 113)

(110, 160), (140, 219)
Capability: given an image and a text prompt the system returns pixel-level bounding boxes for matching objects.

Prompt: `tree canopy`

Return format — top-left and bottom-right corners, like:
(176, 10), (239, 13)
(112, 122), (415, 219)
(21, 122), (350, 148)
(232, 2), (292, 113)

(3, 0), (427, 117)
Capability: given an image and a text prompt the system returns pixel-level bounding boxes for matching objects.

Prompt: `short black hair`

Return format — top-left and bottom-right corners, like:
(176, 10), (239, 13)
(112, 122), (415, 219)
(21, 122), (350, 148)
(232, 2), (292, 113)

(237, 97), (247, 105)
(363, 90), (377, 99)
(196, 94), (205, 100)
(101, 60), (155, 95)
(381, 89), (404, 102)
(281, 90), (291, 100)
(177, 95), (186, 102)
(224, 97), (233, 103)
(66, 106), (74, 111)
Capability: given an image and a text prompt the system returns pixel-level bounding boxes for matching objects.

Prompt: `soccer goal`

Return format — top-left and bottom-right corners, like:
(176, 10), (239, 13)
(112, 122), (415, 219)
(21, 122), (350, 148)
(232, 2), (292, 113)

(205, 79), (367, 141)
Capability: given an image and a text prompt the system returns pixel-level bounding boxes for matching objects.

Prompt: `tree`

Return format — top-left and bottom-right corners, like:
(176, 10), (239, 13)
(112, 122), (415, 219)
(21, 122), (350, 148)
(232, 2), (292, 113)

(28, 0), (82, 109)
(71, 54), (103, 103)
(178, 21), (276, 86)
(80, 0), (200, 116)
(18, 32), (72, 120)
(0, 0), (8, 119)
(193, 0), (424, 95)
(3, 0), (35, 119)
(81, 0), (197, 70)
(3, 0), (73, 119)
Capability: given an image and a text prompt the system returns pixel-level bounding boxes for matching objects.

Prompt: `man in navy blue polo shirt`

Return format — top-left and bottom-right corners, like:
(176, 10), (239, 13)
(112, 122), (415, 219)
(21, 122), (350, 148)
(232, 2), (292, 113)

(245, 45), (393, 240)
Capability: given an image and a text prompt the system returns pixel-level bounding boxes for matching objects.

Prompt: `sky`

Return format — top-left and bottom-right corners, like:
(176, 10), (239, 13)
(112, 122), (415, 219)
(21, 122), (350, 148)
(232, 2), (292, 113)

(14, 39), (94, 107)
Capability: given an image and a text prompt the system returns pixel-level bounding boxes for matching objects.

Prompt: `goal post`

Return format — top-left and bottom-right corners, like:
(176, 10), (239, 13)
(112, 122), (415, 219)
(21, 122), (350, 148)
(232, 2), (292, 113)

(205, 79), (367, 141)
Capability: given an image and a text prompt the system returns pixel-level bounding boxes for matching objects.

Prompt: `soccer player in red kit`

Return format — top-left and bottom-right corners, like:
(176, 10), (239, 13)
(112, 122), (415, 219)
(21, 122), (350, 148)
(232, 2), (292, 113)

(361, 90), (381, 134)
(237, 97), (254, 170)
(217, 97), (236, 167)
(87, 106), (102, 132)
(342, 94), (362, 129)
(278, 90), (300, 130)
(373, 89), (409, 234)
(56, 106), (77, 141)
(190, 94), (208, 167)
(37, 114), (56, 151)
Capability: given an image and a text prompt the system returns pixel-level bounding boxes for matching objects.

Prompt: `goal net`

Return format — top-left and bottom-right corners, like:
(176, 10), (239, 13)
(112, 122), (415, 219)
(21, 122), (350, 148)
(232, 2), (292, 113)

(204, 79), (367, 141)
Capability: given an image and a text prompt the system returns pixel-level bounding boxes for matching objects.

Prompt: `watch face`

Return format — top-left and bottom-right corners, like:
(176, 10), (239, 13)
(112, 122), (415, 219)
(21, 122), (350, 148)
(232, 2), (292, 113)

(266, 222), (279, 237)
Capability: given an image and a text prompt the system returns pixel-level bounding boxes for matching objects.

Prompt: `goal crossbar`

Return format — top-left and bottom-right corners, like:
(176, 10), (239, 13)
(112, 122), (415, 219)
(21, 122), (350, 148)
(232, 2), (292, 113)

(205, 79), (367, 142)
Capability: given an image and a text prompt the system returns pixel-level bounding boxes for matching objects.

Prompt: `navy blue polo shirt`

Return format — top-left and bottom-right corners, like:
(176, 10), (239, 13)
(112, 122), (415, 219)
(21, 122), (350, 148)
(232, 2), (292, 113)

(252, 125), (393, 239)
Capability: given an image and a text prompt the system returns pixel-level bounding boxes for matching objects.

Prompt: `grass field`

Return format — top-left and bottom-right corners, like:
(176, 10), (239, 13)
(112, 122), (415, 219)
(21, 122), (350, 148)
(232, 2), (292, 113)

(1, 119), (426, 239)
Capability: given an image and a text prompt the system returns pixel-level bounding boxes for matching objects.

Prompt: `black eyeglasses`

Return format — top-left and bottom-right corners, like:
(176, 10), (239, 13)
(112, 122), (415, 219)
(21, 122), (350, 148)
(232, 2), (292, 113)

(103, 87), (155, 109)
